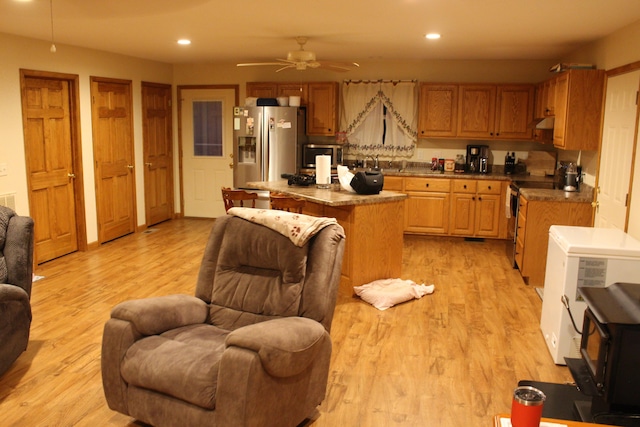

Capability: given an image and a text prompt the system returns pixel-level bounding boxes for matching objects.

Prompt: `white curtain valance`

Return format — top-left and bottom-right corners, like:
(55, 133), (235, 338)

(340, 80), (418, 157)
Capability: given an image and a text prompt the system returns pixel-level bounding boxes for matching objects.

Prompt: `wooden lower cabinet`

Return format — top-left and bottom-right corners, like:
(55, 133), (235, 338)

(516, 195), (593, 287)
(450, 179), (505, 238)
(401, 176), (506, 238)
(404, 178), (451, 234)
(303, 200), (405, 294)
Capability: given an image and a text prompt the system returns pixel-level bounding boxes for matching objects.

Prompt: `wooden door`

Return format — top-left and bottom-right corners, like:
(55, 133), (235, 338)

(457, 84), (496, 138)
(594, 70), (640, 230)
(20, 71), (84, 264)
(418, 84), (458, 138)
(91, 77), (136, 243)
(142, 82), (173, 226)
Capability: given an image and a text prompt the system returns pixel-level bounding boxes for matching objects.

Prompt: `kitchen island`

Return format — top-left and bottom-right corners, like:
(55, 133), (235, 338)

(248, 180), (407, 295)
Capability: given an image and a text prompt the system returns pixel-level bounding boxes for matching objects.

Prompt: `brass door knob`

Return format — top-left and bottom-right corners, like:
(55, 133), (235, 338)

(67, 173), (76, 178)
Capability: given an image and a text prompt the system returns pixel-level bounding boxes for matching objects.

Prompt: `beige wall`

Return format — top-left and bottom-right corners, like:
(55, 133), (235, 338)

(2, 18), (640, 244)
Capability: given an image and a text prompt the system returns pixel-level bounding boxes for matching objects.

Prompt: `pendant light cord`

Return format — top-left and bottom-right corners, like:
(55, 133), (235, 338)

(49, 0), (56, 52)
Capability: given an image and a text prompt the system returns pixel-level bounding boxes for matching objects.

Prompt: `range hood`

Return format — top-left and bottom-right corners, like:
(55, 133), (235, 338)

(528, 116), (555, 130)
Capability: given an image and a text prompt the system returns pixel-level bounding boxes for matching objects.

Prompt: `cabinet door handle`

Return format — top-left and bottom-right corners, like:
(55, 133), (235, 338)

(463, 185), (467, 189)
(426, 183), (429, 188)
(488, 185), (492, 190)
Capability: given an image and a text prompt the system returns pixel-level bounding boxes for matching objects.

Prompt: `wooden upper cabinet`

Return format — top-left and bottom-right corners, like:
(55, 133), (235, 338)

(277, 83), (308, 104)
(457, 84), (497, 138)
(494, 85), (534, 140)
(535, 79), (556, 118)
(246, 82), (278, 99)
(418, 84), (458, 137)
(551, 69), (605, 151)
(419, 82), (535, 141)
(307, 82), (339, 136)
(245, 82), (308, 104)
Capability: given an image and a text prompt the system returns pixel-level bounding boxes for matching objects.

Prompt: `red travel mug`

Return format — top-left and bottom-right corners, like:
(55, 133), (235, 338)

(511, 386), (545, 427)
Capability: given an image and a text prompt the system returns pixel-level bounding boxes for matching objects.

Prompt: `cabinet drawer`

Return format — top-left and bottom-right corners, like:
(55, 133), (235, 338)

(477, 180), (502, 194)
(405, 177), (450, 192)
(384, 176), (404, 191)
(451, 179), (476, 193)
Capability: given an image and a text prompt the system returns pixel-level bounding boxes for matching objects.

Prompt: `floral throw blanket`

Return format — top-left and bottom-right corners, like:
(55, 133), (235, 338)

(227, 207), (338, 247)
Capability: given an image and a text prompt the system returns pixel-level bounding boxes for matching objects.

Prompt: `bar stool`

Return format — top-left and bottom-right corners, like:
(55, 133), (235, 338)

(270, 192), (306, 213)
(221, 187), (258, 212)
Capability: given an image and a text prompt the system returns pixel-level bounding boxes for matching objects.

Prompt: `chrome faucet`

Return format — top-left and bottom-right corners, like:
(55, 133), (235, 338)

(365, 155), (379, 169)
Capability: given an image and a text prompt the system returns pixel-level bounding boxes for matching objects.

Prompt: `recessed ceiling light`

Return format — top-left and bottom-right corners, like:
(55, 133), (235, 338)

(177, 39), (191, 45)
(425, 33), (441, 40)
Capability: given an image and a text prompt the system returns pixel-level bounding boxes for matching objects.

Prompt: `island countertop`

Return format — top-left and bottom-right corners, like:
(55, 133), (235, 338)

(246, 180), (407, 207)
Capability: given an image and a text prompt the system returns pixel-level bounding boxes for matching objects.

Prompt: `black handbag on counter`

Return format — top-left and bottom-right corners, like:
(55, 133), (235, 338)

(350, 171), (384, 194)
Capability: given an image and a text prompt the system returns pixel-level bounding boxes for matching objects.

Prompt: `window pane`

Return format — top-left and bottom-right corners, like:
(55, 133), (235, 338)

(193, 100), (223, 156)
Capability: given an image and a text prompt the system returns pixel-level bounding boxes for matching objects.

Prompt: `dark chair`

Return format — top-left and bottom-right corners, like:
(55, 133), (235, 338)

(0, 206), (35, 377)
(221, 187), (258, 212)
(102, 211), (345, 427)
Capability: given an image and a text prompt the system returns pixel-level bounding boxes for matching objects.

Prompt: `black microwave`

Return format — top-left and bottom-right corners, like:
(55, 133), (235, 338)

(301, 144), (343, 168)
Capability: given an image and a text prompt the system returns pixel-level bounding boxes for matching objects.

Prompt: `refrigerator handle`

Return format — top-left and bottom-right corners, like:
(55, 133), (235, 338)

(263, 115), (270, 180)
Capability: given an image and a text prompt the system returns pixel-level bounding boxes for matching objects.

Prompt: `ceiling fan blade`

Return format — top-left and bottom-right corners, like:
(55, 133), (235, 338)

(236, 62), (286, 67)
(275, 64), (296, 73)
(322, 61), (360, 68)
(317, 61), (360, 72)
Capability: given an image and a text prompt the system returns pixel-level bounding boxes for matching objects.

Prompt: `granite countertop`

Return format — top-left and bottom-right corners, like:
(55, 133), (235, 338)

(372, 168), (514, 181)
(247, 180), (407, 207)
(517, 184), (594, 203)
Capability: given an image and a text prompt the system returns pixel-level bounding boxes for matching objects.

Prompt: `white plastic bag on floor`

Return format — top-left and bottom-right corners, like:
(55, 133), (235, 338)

(354, 278), (435, 310)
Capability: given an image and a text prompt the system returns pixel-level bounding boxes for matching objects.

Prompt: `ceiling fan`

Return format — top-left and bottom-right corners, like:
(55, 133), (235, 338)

(236, 37), (360, 72)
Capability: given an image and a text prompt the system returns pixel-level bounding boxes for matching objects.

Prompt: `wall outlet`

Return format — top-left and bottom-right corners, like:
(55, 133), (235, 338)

(0, 163), (7, 176)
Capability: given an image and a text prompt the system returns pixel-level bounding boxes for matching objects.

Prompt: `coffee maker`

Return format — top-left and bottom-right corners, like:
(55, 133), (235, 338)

(466, 145), (490, 174)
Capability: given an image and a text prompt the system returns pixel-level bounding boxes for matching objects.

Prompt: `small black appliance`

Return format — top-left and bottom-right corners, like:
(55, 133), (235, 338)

(466, 145), (490, 173)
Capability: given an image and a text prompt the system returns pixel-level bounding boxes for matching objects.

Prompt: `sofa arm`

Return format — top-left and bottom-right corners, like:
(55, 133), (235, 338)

(110, 294), (208, 336)
(225, 317), (328, 378)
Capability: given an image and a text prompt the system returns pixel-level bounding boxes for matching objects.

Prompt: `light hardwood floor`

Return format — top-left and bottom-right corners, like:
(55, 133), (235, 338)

(0, 218), (572, 427)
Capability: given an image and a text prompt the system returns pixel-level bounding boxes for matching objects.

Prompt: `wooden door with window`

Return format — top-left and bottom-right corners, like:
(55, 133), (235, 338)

(142, 82), (174, 226)
(91, 77), (136, 243)
(179, 86), (237, 218)
(20, 70), (85, 264)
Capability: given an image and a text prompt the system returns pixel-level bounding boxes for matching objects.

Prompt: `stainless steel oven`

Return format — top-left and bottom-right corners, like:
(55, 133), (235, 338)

(509, 183), (520, 268)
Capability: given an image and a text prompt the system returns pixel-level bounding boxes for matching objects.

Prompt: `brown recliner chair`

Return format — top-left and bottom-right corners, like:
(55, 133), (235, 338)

(0, 206), (35, 377)
(101, 212), (345, 427)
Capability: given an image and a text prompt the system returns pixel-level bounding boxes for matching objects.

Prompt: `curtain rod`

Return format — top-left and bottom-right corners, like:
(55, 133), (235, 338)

(343, 79), (417, 84)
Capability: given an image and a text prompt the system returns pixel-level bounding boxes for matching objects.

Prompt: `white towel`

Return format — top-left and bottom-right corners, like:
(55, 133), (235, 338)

(228, 207), (338, 247)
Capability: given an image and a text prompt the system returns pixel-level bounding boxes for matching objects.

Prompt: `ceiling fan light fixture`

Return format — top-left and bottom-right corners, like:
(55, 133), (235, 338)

(287, 50), (316, 62)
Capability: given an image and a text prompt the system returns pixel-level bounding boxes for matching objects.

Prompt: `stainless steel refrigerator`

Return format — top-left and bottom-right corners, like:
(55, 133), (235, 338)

(232, 106), (302, 189)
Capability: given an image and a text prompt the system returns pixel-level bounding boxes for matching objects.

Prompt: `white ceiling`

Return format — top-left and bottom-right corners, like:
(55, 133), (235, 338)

(2, 0), (640, 65)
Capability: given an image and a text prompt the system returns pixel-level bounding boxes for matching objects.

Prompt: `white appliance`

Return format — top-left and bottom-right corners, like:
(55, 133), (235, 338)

(540, 225), (640, 365)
